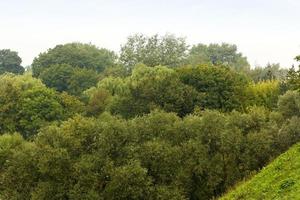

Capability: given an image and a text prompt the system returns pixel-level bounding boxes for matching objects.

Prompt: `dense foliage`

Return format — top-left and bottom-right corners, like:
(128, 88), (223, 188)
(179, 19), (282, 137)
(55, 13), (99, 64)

(248, 63), (288, 83)
(187, 43), (250, 73)
(0, 49), (24, 74)
(31, 43), (116, 96)
(1, 107), (300, 199)
(32, 43), (117, 76)
(178, 65), (249, 111)
(120, 34), (188, 69)
(0, 74), (83, 138)
(39, 64), (99, 96)
(0, 36), (299, 200)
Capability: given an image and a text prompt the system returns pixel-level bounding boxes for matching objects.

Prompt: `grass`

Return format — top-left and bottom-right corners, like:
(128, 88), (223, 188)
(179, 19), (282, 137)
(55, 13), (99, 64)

(220, 142), (300, 200)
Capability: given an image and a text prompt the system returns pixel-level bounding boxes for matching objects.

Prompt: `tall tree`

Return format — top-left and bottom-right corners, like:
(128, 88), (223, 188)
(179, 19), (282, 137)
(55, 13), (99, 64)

(0, 49), (24, 74)
(0, 74), (84, 138)
(120, 34), (188, 69)
(39, 64), (99, 96)
(31, 43), (117, 77)
(178, 65), (249, 111)
(284, 56), (300, 91)
(94, 65), (200, 118)
(278, 90), (300, 119)
(249, 63), (288, 83)
(188, 43), (250, 72)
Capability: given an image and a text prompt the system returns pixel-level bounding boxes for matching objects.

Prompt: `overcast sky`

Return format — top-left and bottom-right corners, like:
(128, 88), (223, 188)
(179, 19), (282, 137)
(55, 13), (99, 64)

(1, 0), (300, 67)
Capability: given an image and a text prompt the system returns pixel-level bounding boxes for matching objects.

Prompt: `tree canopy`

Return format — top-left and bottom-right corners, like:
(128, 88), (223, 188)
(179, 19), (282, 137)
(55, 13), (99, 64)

(188, 43), (250, 72)
(0, 49), (24, 74)
(0, 74), (83, 138)
(0, 36), (297, 200)
(1, 107), (299, 199)
(178, 64), (249, 111)
(39, 64), (99, 96)
(32, 43), (117, 77)
(120, 34), (188, 69)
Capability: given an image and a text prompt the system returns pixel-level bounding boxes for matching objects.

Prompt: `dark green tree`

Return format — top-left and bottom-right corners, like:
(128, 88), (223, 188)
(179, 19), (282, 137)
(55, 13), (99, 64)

(103, 161), (153, 200)
(108, 65), (200, 118)
(39, 64), (99, 96)
(285, 66), (300, 91)
(0, 49), (24, 74)
(278, 90), (300, 118)
(178, 65), (249, 111)
(39, 64), (74, 92)
(32, 43), (117, 77)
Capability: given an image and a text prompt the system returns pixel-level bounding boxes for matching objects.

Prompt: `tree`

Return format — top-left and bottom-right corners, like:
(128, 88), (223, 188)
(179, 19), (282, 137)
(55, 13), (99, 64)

(188, 43), (250, 72)
(0, 49), (24, 74)
(244, 80), (280, 110)
(107, 65), (200, 118)
(120, 34), (188, 69)
(83, 76), (129, 116)
(0, 134), (38, 200)
(32, 43), (117, 77)
(281, 55), (300, 92)
(0, 74), (83, 138)
(136, 140), (181, 184)
(178, 65), (249, 111)
(99, 65), (130, 80)
(67, 67), (99, 96)
(285, 66), (300, 92)
(129, 110), (181, 144)
(84, 88), (112, 116)
(39, 64), (99, 96)
(0, 109), (298, 200)
(248, 63), (288, 83)
(278, 90), (300, 118)
(276, 116), (300, 151)
(103, 161), (153, 200)
(16, 87), (65, 137)
(39, 64), (74, 92)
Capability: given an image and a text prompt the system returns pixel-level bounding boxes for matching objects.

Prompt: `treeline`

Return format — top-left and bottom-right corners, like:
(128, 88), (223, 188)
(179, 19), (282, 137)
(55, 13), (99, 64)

(0, 34), (300, 200)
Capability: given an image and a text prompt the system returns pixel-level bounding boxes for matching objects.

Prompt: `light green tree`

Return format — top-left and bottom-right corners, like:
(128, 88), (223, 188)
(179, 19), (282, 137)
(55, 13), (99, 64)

(120, 34), (188, 69)
(188, 43), (250, 72)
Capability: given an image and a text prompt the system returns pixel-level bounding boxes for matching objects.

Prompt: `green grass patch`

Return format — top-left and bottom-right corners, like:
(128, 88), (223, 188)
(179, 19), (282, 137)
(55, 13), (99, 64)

(220, 142), (300, 200)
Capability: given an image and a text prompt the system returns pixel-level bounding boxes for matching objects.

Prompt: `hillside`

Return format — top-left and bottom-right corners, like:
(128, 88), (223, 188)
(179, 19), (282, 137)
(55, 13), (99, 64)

(220, 143), (300, 200)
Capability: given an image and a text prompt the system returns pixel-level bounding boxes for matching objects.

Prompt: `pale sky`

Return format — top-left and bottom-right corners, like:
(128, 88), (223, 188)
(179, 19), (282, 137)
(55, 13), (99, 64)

(1, 0), (300, 67)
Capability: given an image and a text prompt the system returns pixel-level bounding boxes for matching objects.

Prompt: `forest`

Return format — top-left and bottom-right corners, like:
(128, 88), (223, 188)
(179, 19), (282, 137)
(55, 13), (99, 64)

(1, 34), (300, 200)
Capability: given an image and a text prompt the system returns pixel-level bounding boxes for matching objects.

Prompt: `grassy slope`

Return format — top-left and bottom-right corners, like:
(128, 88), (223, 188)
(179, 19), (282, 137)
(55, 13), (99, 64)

(220, 143), (300, 200)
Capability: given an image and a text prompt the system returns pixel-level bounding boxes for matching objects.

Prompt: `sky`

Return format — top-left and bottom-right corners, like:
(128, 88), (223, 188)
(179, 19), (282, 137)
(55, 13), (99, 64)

(1, 0), (300, 67)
